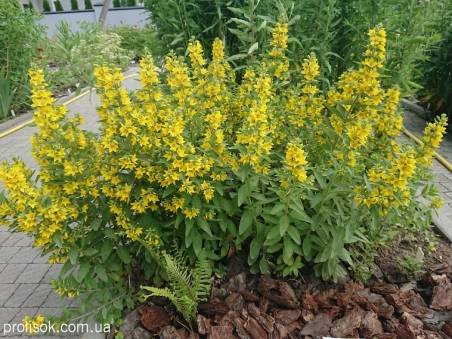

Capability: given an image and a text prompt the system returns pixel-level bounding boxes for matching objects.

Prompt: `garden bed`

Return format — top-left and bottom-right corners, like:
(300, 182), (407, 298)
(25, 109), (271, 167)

(110, 228), (452, 339)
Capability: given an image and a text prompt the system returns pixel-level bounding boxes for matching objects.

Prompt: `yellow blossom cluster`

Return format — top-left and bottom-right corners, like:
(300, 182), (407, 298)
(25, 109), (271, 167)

(22, 315), (46, 334)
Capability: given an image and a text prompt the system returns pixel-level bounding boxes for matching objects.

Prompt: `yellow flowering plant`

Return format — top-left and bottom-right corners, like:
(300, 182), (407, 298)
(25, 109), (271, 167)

(0, 22), (447, 324)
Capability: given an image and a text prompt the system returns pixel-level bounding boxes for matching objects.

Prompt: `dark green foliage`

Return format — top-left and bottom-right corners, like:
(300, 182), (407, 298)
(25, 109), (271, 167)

(145, 0), (441, 95)
(43, 0), (51, 12)
(84, 0), (93, 9)
(113, 0), (121, 8)
(28, 1), (34, 10)
(418, 2), (452, 120)
(55, 0), (64, 11)
(0, 0), (45, 118)
(126, 0), (136, 6)
(70, 0), (78, 10)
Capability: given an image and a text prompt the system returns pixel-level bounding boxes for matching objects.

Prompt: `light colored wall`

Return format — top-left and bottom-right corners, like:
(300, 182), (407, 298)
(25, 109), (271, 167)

(38, 5), (148, 37)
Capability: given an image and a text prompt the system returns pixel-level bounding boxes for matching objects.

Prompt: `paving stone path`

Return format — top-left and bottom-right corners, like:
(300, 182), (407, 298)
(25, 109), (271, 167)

(0, 71), (451, 338)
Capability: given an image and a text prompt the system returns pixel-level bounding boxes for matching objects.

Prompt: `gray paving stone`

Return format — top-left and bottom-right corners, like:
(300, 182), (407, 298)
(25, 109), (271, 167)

(16, 264), (51, 284)
(1, 233), (25, 247)
(22, 284), (52, 308)
(0, 263), (6, 273)
(0, 308), (20, 333)
(42, 264), (63, 284)
(433, 173), (452, 183)
(0, 247), (20, 263)
(0, 264), (27, 283)
(14, 236), (33, 247)
(3, 284), (39, 308)
(0, 230), (11, 243)
(0, 284), (19, 307)
(32, 252), (51, 264)
(8, 247), (39, 264)
(42, 291), (71, 308)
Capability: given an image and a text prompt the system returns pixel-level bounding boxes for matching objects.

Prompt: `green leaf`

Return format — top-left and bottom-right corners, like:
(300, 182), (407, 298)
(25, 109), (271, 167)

(117, 246), (131, 264)
(100, 239), (113, 262)
(77, 261), (91, 283)
(239, 209), (254, 235)
(248, 42), (259, 55)
(265, 226), (281, 241)
(270, 202), (285, 215)
(96, 265), (109, 282)
(238, 183), (252, 207)
(90, 218), (101, 231)
(68, 248), (79, 265)
(302, 236), (312, 257)
(193, 233), (202, 257)
(249, 238), (261, 260)
(313, 171), (327, 189)
(279, 214), (290, 237)
(197, 217), (212, 236)
(287, 226), (301, 245)
(259, 257), (268, 274)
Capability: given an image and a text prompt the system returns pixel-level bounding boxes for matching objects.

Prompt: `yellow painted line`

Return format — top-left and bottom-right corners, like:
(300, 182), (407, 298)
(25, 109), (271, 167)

(0, 73), (139, 140)
(402, 127), (452, 173)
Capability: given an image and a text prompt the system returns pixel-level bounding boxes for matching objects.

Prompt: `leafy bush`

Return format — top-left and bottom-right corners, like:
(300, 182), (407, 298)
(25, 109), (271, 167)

(0, 24), (447, 326)
(43, 0), (51, 12)
(126, 0), (136, 6)
(418, 1), (452, 120)
(146, 0), (441, 94)
(113, 0), (121, 8)
(55, 0), (64, 11)
(107, 24), (164, 63)
(84, 0), (93, 9)
(71, 0), (78, 10)
(43, 21), (132, 90)
(0, 0), (45, 119)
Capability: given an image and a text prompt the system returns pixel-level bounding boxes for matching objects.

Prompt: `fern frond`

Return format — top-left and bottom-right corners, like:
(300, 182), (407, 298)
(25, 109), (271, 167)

(192, 250), (213, 301)
(164, 253), (197, 301)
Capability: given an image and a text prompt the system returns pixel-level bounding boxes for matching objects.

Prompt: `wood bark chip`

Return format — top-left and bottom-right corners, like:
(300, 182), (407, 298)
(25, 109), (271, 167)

(257, 275), (298, 309)
(248, 303), (275, 333)
(160, 326), (183, 339)
(301, 291), (319, 312)
(384, 290), (416, 308)
(371, 283), (398, 295)
(241, 290), (261, 302)
(329, 307), (365, 338)
(197, 314), (211, 335)
(272, 308), (301, 326)
(244, 317), (268, 339)
(218, 311), (239, 328)
(208, 326), (236, 339)
(360, 311), (384, 338)
(199, 300), (230, 316)
(137, 306), (171, 333)
(344, 281), (364, 294)
(397, 312), (424, 339)
(441, 323), (452, 338)
(259, 298), (269, 313)
(429, 275), (452, 311)
(299, 313), (332, 338)
(232, 317), (252, 339)
(352, 293), (379, 313)
(274, 323), (289, 339)
(429, 263), (451, 275)
(176, 328), (188, 339)
(226, 293), (245, 313)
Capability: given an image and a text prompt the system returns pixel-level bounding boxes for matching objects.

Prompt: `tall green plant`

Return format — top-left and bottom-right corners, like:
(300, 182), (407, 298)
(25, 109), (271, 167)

(0, 0), (45, 118)
(0, 67), (16, 121)
(113, 0), (121, 8)
(43, 0), (51, 11)
(55, 0), (64, 11)
(84, 0), (93, 9)
(126, 0), (136, 6)
(71, 0), (79, 10)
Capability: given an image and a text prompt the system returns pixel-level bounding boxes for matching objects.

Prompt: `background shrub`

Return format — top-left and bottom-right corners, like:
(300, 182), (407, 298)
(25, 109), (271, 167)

(55, 0), (64, 11)
(70, 0), (78, 10)
(0, 0), (45, 120)
(113, 0), (121, 8)
(418, 1), (452, 122)
(145, 0), (441, 94)
(42, 21), (132, 90)
(84, 0), (93, 9)
(43, 0), (51, 11)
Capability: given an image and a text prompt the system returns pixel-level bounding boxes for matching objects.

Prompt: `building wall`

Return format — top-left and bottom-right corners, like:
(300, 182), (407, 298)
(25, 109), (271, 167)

(38, 5), (148, 37)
